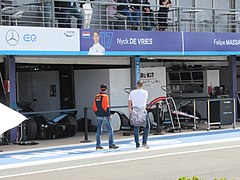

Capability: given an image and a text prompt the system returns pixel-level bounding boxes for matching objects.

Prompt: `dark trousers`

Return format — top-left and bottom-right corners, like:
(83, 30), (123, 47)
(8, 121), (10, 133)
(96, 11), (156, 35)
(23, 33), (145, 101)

(133, 116), (150, 147)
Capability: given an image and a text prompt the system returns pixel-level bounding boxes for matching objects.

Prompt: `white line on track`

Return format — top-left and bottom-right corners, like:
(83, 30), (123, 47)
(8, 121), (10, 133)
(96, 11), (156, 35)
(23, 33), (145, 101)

(1, 137), (240, 171)
(1, 144), (240, 179)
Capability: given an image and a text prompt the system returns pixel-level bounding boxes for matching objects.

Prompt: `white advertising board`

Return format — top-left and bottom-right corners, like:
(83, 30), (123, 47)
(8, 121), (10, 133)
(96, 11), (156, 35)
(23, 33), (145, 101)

(0, 26), (79, 54)
(140, 67), (166, 103)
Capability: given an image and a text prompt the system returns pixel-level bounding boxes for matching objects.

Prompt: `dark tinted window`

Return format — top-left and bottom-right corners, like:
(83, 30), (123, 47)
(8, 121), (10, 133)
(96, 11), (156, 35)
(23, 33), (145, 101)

(192, 72), (203, 81)
(169, 72), (180, 81)
(180, 72), (191, 81)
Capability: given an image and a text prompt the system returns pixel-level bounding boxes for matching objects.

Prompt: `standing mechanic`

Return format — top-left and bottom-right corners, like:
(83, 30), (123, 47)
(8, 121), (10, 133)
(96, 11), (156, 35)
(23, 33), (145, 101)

(93, 84), (119, 150)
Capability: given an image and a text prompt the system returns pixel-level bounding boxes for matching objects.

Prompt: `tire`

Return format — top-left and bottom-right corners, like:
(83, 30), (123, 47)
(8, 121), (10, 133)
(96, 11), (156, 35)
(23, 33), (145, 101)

(66, 116), (77, 137)
(55, 115), (77, 138)
(26, 119), (38, 140)
(33, 115), (48, 139)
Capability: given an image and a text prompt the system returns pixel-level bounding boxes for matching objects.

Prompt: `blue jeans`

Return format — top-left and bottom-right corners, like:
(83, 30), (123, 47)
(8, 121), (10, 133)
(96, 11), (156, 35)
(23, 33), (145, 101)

(133, 115), (150, 147)
(131, 9), (141, 26)
(143, 16), (153, 31)
(96, 116), (114, 147)
(118, 9), (133, 22)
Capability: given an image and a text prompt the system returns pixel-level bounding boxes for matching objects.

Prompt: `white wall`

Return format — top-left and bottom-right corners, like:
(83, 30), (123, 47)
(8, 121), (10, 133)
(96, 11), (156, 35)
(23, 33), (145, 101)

(215, 0), (230, 9)
(74, 69), (110, 125)
(74, 68), (131, 131)
(207, 70), (220, 88)
(140, 67), (166, 103)
(17, 71), (60, 119)
(109, 69), (131, 130)
(195, 0), (212, 8)
(178, 0), (193, 7)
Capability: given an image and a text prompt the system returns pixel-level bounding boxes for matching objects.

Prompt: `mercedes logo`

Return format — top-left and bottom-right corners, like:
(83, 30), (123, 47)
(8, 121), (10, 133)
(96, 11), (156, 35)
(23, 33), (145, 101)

(5, 29), (20, 46)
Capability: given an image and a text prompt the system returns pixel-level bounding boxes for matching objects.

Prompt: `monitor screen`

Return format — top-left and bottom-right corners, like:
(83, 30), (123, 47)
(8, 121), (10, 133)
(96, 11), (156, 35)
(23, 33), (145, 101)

(180, 72), (191, 81)
(169, 72), (180, 81)
(192, 71), (203, 81)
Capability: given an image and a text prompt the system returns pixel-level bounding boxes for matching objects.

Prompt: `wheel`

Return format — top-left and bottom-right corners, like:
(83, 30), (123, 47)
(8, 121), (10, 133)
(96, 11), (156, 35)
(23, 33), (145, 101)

(67, 116), (77, 137)
(26, 119), (38, 140)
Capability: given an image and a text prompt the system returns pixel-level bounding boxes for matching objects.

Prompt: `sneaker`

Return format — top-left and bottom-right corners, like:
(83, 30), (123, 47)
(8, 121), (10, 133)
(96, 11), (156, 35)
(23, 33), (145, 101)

(109, 145), (119, 149)
(142, 144), (150, 149)
(96, 146), (104, 150)
(136, 143), (140, 149)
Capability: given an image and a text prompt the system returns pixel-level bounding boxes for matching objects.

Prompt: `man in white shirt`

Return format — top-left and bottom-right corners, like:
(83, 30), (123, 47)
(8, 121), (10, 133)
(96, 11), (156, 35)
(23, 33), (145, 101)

(81, 0), (94, 29)
(88, 31), (105, 55)
(128, 80), (150, 149)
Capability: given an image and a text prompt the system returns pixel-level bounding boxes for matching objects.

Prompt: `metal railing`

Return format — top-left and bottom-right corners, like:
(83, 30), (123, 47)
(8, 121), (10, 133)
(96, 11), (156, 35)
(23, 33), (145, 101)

(1, 0), (240, 33)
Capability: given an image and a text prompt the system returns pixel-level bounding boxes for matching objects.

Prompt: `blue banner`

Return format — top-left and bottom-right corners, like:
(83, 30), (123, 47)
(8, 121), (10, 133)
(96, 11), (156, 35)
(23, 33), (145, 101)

(184, 32), (240, 55)
(80, 30), (240, 56)
(80, 29), (183, 56)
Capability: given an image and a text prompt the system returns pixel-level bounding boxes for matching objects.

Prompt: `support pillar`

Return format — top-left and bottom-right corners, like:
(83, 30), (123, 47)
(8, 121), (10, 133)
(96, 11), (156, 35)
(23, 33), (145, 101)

(130, 56), (141, 89)
(4, 56), (17, 143)
(228, 55), (237, 99)
(228, 55), (237, 121)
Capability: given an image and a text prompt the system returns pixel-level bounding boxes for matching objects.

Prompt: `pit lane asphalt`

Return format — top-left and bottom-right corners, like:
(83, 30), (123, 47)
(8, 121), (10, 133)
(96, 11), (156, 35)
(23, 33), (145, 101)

(1, 129), (240, 180)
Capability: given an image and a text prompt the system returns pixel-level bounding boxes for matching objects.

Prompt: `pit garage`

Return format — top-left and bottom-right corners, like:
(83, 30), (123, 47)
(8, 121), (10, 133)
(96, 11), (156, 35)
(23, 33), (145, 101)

(1, 54), (239, 142)
(0, 26), (239, 143)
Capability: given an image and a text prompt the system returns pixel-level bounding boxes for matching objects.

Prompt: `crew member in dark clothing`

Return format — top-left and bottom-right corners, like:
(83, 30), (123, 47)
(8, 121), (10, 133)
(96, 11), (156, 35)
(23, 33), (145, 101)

(54, 1), (82, 28)
(158, 0), (172, 31)
(93, 84), (119, 150)
(142, 0), (154, 30)
(54, 1), (71, 28)
(117, 0), (133, 24)
(131, 0), (143, 29)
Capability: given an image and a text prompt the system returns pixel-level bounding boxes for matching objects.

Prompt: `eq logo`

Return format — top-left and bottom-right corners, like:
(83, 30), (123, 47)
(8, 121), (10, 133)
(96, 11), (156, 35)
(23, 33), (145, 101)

(5, 29), (20, 46)
(23, 34), (37, 43)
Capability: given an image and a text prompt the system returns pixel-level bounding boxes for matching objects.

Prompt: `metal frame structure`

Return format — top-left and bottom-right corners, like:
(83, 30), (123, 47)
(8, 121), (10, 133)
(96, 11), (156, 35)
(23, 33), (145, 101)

(0, 0), (239, 32)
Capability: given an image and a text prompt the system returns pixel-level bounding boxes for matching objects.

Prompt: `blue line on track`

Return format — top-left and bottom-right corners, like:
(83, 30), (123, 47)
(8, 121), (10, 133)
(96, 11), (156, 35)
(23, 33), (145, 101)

(0, 129), (239, 166)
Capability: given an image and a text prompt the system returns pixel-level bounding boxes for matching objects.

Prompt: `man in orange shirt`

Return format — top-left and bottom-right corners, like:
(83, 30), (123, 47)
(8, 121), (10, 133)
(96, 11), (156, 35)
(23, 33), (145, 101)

(93, 84), (119, 150)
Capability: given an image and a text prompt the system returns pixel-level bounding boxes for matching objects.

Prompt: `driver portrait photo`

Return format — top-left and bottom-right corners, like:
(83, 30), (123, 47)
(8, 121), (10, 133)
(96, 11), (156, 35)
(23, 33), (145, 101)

(88, 31), (105, 55)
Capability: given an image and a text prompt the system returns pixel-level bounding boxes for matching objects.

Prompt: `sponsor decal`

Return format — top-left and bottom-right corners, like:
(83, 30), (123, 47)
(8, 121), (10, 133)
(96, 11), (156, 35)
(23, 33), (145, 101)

(64, 30), (76, 38)
(82, 31), (90, 38)
(5, 29), (19, 46)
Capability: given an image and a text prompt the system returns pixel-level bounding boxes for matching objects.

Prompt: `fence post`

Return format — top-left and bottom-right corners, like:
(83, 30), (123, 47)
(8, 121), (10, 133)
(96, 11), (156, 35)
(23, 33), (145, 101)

(80, 107), (92, 143)
(178, 8), (181, 32)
